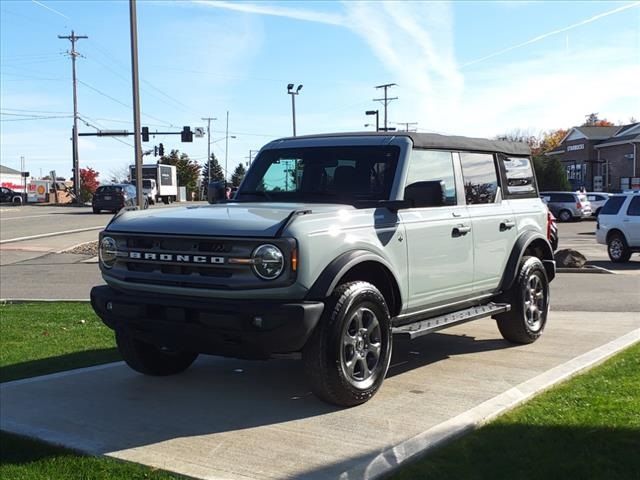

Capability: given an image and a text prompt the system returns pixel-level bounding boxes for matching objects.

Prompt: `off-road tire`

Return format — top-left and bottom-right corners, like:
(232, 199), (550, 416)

(302, 281), (392, 407)
(495, 256), (549, 344)
(558, 209), (572, 222)
(116, 331), (198, 376)
(607, 232), (631, 263)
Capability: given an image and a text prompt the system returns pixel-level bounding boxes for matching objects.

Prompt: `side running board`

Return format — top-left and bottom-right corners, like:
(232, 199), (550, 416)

(392, 302), (510, 340)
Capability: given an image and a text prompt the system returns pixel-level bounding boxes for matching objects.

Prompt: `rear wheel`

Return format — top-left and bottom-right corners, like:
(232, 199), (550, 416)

(116, 331), (198, 376)
(607, 233), (631, 263)
(495, 256), (549, 344)
(558, 209), (572, 222)
(303, 281), (392, 407)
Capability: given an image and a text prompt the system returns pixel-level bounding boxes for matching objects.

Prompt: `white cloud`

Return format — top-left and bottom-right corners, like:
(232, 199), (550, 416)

(191, 0), (345, 26)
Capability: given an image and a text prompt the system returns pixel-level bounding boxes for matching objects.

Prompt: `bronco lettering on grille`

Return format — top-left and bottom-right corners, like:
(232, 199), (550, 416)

(128, 251), (225, 264)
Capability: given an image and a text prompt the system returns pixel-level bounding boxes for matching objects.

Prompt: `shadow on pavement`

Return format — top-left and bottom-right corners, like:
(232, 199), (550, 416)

(0, 348), (120, 383)
(1, 331), (517, 458)
(588, 259), (640, 271)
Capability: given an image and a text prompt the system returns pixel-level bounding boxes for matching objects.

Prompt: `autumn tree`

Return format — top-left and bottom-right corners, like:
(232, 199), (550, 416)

(79, 167), (100, 202)
(160, 149), (201, 197)
(231, 163), (247, 187)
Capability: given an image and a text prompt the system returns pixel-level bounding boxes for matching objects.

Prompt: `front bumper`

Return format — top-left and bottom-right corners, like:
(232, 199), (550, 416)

(91, 285), (324, 358)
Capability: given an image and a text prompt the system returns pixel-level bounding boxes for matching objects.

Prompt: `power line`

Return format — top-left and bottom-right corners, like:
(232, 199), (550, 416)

(2, 107), (72, 114)
(77, 79), (174, 127)
(1, 115), (72, 122)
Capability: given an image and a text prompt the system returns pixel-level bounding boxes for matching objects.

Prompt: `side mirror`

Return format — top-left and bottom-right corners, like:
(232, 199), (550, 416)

(404, 181), (446, 208)
(208, 181), (226, 204)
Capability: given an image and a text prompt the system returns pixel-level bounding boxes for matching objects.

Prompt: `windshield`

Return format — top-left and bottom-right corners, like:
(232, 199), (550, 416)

(236, 146), (400, 204)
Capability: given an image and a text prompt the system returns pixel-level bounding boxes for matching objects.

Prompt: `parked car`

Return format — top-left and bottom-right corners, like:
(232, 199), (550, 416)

(540, 191), (592, 222)
(91, 132), (556, 407)
(0, 187), (23, 204)
(586, 192), (611, 217)
(92, 184), (147, 214)
(596, 193), (640, 262)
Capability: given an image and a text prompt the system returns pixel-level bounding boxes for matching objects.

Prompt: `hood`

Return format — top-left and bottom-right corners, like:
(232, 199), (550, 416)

(106, 202), (348, 237)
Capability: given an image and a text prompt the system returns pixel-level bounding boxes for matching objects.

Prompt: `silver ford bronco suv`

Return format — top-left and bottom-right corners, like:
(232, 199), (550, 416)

(91, 132), (555, 406)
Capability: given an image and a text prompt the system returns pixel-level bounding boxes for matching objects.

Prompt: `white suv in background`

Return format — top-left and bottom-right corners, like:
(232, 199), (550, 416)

(596, 193), (640, 262)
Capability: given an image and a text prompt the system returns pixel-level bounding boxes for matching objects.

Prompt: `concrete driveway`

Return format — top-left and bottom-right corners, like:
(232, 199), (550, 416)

(2, 308), (638, 480)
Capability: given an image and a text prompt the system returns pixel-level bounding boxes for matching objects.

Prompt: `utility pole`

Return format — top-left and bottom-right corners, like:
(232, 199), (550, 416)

(128, 0), (144, 209)
(373, 83), (398, 131)
(58, 30), (87, 204)
(202, 116), (216, 185)
(246, 149), (259, 167)
(225, 111), (229, 187)
(397, 121), (418, 132)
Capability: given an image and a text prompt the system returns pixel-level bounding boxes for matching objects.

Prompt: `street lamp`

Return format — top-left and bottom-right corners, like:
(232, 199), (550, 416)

(287, 83), (303, 136)
(365, 110), (379, 131)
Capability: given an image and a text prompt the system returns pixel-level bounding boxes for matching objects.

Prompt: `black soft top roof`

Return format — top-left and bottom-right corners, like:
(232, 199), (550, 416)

(270, 131), (531, 156)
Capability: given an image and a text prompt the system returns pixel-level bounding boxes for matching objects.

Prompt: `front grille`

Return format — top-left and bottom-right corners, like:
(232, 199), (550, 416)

(103, 232), (296, 290)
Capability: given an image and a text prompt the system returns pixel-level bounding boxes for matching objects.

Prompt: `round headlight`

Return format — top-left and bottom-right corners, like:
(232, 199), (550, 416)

(252, 244), (284, 280)
(99, 237), (118, 269)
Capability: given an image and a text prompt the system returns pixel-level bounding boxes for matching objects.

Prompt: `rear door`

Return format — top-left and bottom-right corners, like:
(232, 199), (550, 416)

(624, 195), (640, 246)
(459, 152), (518, 294)
(400, 149), (474, 309)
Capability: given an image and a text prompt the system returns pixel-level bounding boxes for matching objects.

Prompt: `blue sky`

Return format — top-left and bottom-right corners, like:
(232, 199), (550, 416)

(1, 0), (639, 181)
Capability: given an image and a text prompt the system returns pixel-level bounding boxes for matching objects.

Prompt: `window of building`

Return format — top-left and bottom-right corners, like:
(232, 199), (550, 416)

(459, 152), (498, 204)
(406, 150), (457, 205)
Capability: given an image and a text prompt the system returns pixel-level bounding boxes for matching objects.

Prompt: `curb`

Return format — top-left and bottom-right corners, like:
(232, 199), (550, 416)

(342, 328), (640, 480)
(57, 240), (97, 254)
(0, 226), (103, 245)
(0, 299), (90, 304)
(556, 265), (615, 274)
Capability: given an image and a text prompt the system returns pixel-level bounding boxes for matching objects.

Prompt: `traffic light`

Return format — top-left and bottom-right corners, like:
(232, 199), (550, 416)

(158, 143), (164, 156)
(142, 126), (149, 142)
(154, 146), (158, 157)
(181, 126), (193, 142)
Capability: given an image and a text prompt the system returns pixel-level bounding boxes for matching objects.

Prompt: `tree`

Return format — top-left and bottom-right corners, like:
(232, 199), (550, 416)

(582, 113), (613, 127)
(201, 153), (225, 197)
(540, 157), (571, 191)
(79, 167), (100, 202)
(160, 149), (201, 197)
(108, 163), (131, 183)
(231, 163), (246, 187)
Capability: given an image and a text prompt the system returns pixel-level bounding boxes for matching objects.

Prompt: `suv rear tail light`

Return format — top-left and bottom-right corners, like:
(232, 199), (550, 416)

(576, 201), (583, 210)
(547, 211), (552, 240)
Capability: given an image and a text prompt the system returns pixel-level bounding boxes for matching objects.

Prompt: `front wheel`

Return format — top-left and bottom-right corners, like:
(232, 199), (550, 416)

(607, 233), (631, 263)
(116, 331), (198, 376)
(303, 281), (392, 407)
(495, 256), (550, 344)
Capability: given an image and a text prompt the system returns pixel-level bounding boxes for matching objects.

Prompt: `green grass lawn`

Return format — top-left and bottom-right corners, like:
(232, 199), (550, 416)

(391, 342), (640, 480)
(0, 302), (186, 479)
(0, 302), (120, 383)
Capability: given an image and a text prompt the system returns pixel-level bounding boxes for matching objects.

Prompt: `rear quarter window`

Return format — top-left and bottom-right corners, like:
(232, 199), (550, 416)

(500, 156), (537, 197)
(600, 196), (626, 215)
(626, 196), (640, 216)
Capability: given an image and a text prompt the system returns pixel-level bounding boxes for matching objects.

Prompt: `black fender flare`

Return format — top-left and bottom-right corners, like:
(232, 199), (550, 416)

(500, 231), (555, 291)
(306, 250), (401, 302)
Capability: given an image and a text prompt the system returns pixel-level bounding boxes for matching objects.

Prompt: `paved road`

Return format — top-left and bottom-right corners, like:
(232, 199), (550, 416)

(0, 203), (203, 242)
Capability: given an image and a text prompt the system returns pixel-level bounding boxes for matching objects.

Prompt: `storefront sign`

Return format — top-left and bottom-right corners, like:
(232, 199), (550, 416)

(567, 144), (585, 151)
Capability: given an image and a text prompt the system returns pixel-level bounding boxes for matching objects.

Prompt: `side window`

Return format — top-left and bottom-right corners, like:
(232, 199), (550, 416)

(406, 150), (456, 205)
(627, 196), (640, 216)
(500, 156), (536, 196)
(459, 152), (498, 205)
(601, 196), (625, 215)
